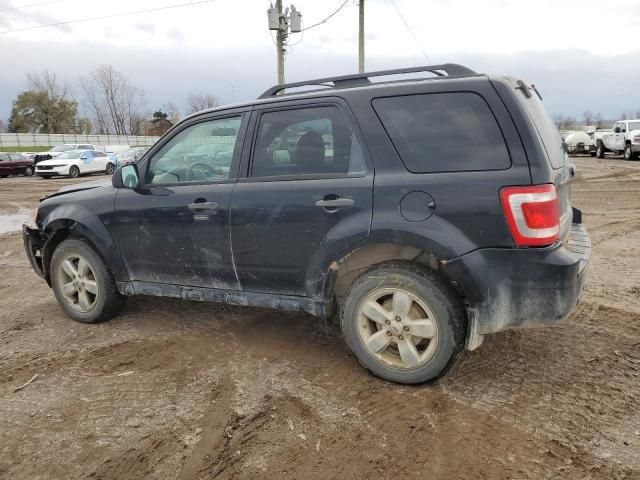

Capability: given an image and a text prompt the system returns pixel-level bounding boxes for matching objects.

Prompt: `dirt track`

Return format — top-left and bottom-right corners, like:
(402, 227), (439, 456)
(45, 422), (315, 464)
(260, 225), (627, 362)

(0, 158), (639, 479)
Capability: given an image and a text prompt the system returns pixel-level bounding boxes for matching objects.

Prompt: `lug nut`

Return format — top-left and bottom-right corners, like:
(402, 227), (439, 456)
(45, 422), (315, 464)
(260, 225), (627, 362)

(403, 326), (410, 332)
(398, 335), (404, 341)
(385, 319), (391, 325)
(395, 316), (401, 322)
(386, 331), (393, 337)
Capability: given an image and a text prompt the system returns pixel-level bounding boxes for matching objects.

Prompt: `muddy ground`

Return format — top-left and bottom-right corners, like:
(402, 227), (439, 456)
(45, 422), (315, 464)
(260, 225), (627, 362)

(0, 157), (639, 479)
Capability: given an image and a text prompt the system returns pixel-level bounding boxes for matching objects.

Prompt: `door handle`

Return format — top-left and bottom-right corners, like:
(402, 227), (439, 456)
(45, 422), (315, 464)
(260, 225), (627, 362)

(188, 201), (218, 210)
(315, 197), (354, 209)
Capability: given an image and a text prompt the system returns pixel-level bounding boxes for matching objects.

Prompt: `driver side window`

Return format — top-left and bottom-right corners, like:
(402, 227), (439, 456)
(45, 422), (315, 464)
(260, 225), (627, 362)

(147, 115), (242, 185)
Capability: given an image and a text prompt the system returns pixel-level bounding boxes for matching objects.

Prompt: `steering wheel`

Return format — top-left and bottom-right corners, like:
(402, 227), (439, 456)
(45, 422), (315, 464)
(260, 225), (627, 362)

(186, 162), (222, 181)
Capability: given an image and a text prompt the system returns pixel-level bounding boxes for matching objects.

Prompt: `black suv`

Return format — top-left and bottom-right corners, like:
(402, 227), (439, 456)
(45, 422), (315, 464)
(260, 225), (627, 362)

(23, 64), (590, 384)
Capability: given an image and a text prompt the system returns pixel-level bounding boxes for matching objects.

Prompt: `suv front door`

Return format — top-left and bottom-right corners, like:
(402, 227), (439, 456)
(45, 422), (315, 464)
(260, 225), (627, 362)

(115, 110), (249, 290)
(230, 101), (373, 298)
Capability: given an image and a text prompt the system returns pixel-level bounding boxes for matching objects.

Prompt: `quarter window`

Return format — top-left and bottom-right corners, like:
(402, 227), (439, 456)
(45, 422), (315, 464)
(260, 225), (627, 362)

(147, 116), (242, 184)
(251, 106), (365, 178)
(373, 92), (511, 173)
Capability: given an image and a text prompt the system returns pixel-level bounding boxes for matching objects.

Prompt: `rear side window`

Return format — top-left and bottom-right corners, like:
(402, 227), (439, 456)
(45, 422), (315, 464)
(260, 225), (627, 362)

(251, 105), (366, 178)
(373, 92), (511, 173)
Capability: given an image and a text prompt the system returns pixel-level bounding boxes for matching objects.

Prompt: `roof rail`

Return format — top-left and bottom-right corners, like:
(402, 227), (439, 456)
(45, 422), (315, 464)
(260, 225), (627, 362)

(258, 63), (476, 99)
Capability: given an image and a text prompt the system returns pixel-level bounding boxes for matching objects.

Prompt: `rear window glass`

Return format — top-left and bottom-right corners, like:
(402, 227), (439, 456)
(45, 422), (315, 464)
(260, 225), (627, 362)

(372, 92), (510, 173)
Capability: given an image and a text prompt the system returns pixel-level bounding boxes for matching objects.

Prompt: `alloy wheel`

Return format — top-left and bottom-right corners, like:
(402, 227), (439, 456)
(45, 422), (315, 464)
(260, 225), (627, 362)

(56, 254), (99, 313)
(356, 288), (439, 370)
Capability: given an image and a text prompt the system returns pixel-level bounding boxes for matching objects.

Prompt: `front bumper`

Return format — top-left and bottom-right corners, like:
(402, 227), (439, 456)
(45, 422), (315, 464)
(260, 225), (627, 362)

(35, 165), (70, 176)
(23, 224), (46, 279)
(446, 221), (590, 339)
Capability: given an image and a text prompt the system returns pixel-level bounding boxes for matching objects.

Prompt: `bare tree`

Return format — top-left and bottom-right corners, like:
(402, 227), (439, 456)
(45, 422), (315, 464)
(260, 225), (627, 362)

(163, 102), (181, 124)
(582, 111), (594, 126)
(26, 71), (69, 99)
(594, 112), (605, 129)
(186, 92), (219, 115)
(552, 114), (576, 130)
(79, 65), (146, 135)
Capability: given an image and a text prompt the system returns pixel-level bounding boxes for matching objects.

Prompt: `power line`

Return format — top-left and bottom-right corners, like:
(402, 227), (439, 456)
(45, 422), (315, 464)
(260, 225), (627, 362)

(0, 1), (62, 13)
(388, 0), (431, 64)
(301, 0), (349, 32)
(0, 0), (218, 34)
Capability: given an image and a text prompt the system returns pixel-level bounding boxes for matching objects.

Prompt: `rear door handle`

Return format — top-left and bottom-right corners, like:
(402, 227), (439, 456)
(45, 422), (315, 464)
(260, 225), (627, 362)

(188, 201), (218, 210)
(315, 198), (354, 209)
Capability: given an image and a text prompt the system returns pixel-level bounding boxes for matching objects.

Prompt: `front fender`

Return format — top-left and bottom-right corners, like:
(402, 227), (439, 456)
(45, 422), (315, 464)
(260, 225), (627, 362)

(40, 203), (127, 283)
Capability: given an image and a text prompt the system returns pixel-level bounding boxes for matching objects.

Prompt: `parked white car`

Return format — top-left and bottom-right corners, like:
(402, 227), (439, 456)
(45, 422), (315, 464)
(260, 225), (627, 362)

(593, 119), (640, 160)
(35, 150), (115, 178)
(34, 144), (96, 164)
(563, 131), (595, 155)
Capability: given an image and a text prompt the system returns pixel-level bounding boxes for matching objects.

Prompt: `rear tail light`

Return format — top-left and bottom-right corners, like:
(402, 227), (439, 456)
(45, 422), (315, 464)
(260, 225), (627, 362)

(500, 184), (560, 247)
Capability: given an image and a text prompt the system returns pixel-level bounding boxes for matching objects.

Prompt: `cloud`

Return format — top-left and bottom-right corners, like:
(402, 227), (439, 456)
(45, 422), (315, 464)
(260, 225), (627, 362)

(1, 33), (638, 123)
(134, 23), (155, 34)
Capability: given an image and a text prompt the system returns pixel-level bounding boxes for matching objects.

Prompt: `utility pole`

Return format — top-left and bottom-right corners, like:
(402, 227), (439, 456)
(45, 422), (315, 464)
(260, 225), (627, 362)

(358, 0), (365, 73)
(276, 0), (286, 85)
(268, 2), (302, 85)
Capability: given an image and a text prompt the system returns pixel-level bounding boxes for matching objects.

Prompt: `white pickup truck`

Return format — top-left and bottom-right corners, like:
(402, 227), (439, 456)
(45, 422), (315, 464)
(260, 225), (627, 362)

(593, 119), (640, 160)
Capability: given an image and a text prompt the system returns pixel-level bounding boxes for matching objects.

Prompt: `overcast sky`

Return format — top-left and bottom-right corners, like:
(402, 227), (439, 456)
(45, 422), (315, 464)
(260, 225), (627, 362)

(1, 0), (639, 122)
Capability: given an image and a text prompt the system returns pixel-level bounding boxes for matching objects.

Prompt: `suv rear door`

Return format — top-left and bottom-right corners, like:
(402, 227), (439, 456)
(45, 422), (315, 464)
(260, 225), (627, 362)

(230, 99), (373, 297)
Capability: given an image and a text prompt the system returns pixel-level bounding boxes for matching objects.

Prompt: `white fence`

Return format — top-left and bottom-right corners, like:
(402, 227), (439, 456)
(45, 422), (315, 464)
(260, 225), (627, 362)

(0, 133), (160, 148)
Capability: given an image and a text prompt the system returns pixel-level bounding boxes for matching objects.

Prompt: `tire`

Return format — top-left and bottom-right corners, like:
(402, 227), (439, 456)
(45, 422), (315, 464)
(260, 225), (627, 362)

(50, 238), (125, 323)
(624, 145), (633, 161)
(341, 262), (466, 384)
(24, 166), (34, 176)
(105, 162), (115, 175)
(596, 141), (605, 159)
(69, 165), (80, 178)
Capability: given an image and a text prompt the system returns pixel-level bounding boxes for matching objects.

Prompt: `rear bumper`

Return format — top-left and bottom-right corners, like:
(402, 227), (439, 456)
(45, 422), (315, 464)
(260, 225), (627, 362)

(23, 224), (46, 279)
(446, 221), (590, 340)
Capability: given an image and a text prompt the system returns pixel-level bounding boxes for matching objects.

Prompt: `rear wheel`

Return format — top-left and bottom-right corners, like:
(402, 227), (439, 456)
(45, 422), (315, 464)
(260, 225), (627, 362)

(24, 166), (34, 176)
(341, 262), (466, 384)
(50, 239), (125, 323)
(69, 165), (80, 178)
(596, 141), (605, 159)
(105, 162), (115, 175)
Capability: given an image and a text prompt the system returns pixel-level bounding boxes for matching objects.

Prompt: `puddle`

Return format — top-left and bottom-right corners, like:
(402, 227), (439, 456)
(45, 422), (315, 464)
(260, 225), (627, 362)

(0, 209), (32, 235)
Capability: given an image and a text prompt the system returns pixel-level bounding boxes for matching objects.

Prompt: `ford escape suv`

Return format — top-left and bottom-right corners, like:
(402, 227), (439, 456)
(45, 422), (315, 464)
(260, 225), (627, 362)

(23, 64), (590, 384)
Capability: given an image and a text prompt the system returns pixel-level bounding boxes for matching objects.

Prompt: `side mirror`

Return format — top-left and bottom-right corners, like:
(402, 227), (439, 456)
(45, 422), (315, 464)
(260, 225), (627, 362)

(112, 164), (140, 189)
(614, 127), (621, 133)
(80, 155), (88, 160)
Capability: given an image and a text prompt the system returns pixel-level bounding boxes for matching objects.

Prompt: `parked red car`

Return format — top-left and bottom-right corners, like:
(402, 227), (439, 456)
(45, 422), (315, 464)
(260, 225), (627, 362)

(0, 153), (35, 177)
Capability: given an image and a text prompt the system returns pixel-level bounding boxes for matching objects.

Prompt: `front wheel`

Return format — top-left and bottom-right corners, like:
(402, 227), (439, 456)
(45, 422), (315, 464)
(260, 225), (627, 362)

(50, 239), (125, 323)
(105, 162), (115, 175)
(24, 166), (34, 176)
(341, 262), (466, 384)
(596, 141), (605, 159)
(624, 145), (635, 161)
(69, 165), (80, 178)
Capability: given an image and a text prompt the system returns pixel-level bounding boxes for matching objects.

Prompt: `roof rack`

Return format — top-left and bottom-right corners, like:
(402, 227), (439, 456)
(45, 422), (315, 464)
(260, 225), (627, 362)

(258, 63), (477, 99)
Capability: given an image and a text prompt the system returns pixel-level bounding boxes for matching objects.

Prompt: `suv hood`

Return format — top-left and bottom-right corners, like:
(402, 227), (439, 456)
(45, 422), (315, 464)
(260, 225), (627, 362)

(45, 178), (112, 200)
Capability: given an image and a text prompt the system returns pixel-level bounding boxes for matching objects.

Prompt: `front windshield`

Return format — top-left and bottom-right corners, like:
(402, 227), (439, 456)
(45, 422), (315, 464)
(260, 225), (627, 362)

(628, 121), (640, 132)
(51, 145), (75, 152)
(57, 151), (84, 160)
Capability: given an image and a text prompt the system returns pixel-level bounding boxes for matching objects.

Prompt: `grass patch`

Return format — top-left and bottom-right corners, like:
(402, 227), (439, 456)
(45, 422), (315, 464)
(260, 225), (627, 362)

(0, 146), (51, 152)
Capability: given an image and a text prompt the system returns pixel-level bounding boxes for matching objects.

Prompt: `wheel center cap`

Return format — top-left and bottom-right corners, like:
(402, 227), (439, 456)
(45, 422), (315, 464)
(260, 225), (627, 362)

(389, 323), (402, 335)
